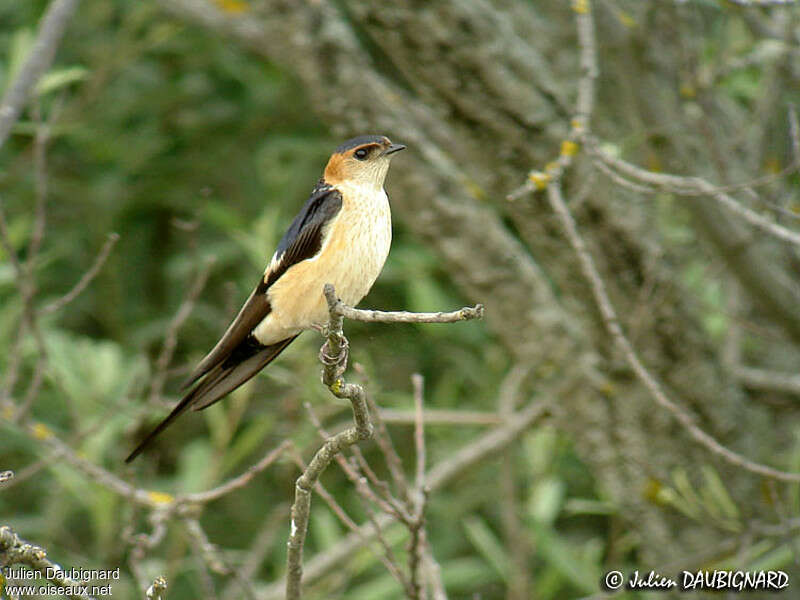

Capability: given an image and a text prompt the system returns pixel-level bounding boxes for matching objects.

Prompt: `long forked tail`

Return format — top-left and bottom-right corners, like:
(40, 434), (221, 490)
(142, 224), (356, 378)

(125, 336), (297, 463)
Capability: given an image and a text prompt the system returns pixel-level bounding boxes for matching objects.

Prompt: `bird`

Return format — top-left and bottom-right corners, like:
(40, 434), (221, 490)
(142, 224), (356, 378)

(126, 135), (405, 462)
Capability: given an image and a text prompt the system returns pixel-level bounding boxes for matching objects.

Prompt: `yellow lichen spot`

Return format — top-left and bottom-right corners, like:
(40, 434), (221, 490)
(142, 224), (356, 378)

(1, 404), (13, 420)
(646, 153), (662, 173)
(763, 156), (781, 174)
(214, 0), (249, 14)
(572, 0), (590, 14)
(561, 140), (580, 157)
(528, 171), (550, 190)
(147, 491), (174, 505)
(544, 161), (561, 174)
(679, 82), (696, 99)
(643, 478), (664, 504)
(465, 179), (486, 201)
(330, 378), (344, 395)
(31, 422), (53, 440)
(570, 118), (583, 133)
(598, 381), (616, 397)
(617, 10), (636, 28)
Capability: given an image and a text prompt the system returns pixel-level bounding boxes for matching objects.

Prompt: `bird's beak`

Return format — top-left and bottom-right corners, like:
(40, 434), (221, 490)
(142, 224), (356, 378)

(382, 143), (406, 156)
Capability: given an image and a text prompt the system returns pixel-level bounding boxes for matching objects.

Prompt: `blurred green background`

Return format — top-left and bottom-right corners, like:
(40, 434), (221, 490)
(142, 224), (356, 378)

(2, 1), (800, 599)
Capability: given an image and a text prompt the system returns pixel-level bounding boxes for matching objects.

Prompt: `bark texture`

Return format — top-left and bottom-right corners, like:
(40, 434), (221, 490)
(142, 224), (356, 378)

(162, 0), (799, 563)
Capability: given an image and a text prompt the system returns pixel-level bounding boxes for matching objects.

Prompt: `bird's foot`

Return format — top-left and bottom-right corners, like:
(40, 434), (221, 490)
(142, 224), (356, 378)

(319, 335), (349, 377)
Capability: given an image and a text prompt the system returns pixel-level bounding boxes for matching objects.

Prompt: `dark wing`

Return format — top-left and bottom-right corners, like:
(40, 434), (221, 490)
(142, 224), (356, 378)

(265, 180), (343, 286)
(124, 337), (296, 463)
(126, 183), (343, 462)
(183, 182), (343, 389)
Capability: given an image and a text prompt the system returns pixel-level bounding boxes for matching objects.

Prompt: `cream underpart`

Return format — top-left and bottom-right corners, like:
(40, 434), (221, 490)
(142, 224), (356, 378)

(253, 181), (392, 345)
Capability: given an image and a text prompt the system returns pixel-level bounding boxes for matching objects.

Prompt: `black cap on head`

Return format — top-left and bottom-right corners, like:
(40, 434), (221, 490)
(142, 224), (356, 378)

(335, 135), (389, 153)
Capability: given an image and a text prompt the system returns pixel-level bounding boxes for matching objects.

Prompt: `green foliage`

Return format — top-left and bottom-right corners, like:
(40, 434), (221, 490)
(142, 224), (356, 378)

(2, 2), (799, 600)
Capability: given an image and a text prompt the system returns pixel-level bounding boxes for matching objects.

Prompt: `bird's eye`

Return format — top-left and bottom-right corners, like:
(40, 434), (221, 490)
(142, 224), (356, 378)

(354, 147), (369, 160)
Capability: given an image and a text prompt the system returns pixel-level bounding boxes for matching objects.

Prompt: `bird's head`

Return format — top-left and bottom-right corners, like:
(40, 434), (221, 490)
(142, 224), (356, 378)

(324, 135), (405, 190)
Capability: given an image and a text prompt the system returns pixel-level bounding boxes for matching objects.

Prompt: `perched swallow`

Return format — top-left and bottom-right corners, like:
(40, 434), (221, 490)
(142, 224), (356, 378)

(126, 135), (405, 462)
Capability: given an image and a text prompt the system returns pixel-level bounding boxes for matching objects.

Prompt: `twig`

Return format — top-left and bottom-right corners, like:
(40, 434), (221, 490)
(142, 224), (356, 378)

(305, 403), (411, 523)
(305, 450), (414, 597)
(40, 232), (120, 315)
(363, 385), (411, 502)
(734, 365), (800, 396)
(423, 546), (448, 600)
(330, 303), (484, 324)
(285, 286), (374, 600)
(221, 503), (288, 598)
(546, 181), (800, 482)
(145, 576), (167, 600)
(726, 0), (799, 6)
(284, 284), (483, 599)
(511, 0), (800, 483)
(147, 260), (215, 405)
(181, 440), (290, 503)
(377, 408), (502, 426)
(0, 0), (82, 151)
(0, 525), (97, 600)
(412, 374), (426, 493)
(587, 140), (800, 248)
(409, 373), (427, 600)
(182, 517), (229, 575)
(262, 399), (547, 600)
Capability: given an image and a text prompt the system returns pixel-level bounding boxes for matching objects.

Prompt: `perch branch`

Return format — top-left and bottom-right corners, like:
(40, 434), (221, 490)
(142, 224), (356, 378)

(284, 284), (483, 599)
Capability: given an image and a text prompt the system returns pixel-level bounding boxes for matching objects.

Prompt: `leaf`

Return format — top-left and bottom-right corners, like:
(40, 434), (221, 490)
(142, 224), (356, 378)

(528, 477), (566, 526)
(311, 508), (342, 551)
(35, 66), (89, 96)
(563, 498), (618, 517)
(4, 28), (34, 93)
(462, 516), (509, 581)
(531, 521), (599, 594)
(748, 543), (794, 572)
(700, 465), (740, 522)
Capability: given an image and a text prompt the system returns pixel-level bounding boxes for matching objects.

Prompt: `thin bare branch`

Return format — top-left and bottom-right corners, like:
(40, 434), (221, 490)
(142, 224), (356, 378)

(378, 408), (502, 426)
(40, 232), (120, 315)
(0, 0), (82, 151)
(546, 180), (800, 482)
(262, 399), (548, 600)
(284, 284), (483, 599)
(181, 440), (290, 504)
(412, 374), (426, 494)
(148, 260), (215, 404)
(297, 443), (412, 597)
(734, 365), (800, 396)
(145, 576), (167, 600)
(0, 525), (97, 600)
(331, 303), (484, 325)
(588, 140), (800, 248)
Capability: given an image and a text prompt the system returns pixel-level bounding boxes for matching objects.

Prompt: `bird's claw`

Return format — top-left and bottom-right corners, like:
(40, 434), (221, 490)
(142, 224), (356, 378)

(319, 336), (349, 376)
